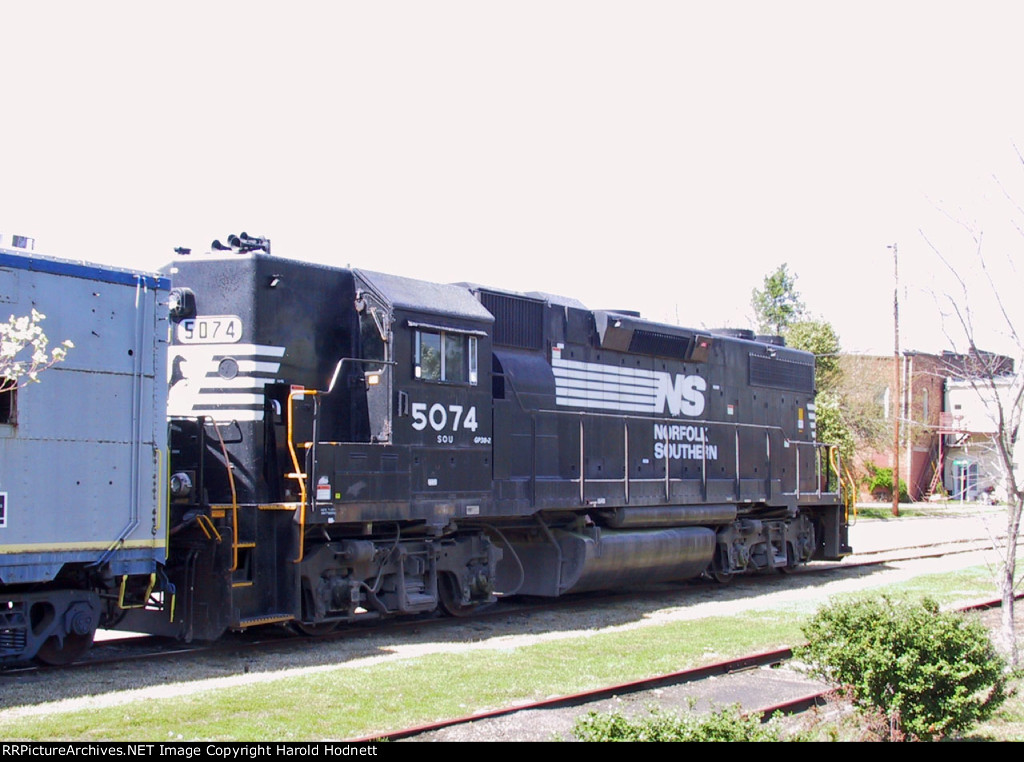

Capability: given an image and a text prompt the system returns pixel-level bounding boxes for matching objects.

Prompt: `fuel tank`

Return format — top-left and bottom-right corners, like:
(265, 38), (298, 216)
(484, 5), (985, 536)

(496, 525), (715, 596)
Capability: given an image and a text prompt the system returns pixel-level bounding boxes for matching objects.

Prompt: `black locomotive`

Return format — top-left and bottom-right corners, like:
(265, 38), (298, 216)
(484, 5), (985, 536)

(128, 243), (849, 642)
(0, 238), (849, 663)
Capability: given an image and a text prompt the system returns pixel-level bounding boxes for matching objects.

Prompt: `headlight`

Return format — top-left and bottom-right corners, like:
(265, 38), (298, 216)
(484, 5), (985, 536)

(170, 471), (194, 499)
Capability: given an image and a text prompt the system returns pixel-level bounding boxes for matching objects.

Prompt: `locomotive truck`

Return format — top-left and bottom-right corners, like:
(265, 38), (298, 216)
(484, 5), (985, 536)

(0, 238), (849, 663)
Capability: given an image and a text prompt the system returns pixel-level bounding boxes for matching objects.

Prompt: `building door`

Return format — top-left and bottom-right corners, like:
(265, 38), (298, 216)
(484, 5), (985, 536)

(952, 460), (978, 501)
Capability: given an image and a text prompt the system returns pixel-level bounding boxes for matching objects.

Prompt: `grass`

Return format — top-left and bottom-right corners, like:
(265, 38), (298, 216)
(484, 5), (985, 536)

(852, 500), (1003, 521)
(1, 561), (1016, 741)
(2, 610), (804, 741)
(971, 692), (1024, 741)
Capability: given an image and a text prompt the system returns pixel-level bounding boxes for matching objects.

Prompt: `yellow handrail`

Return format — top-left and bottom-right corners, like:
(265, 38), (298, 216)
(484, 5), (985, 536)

(118, 573), (156, 610)
(195, 513), (222, 542)
(211, 423), (240, 572)
(828, 445), (858, 522)
(286, 388), (320, 564)
(283, 358), (387, 564)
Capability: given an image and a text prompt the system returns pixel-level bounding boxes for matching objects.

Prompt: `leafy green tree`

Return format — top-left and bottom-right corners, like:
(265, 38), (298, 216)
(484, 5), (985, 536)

(786, 319), (841, 391)
(779, 313), (854, 488)
(812, 390), (855, 468)
(751, 263), (805, 335)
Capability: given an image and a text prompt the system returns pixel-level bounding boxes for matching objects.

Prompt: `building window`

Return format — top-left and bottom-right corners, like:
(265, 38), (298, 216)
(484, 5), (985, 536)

(921, 388), (929, 422)
(883, 387), (890, 419)
(414, 330), (477, 385)
(0, 387), (14, 425)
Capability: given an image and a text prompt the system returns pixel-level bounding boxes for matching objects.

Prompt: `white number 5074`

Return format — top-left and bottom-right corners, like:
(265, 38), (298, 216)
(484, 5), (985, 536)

(177, 315), (242, 344)
(411, 403), (479, 433)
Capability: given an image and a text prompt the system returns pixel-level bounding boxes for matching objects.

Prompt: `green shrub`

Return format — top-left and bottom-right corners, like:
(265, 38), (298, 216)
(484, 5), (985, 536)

(798, 595), (1007, 741)
(865, 465), (910, 502)
(571, 705), (790, 742)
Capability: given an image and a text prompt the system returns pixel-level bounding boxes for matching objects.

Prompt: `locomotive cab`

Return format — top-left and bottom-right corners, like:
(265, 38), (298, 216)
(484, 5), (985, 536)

(309, 269), (497, 526)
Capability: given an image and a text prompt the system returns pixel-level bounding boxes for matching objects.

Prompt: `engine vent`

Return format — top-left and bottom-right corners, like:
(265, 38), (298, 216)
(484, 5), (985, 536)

(628, 329), (688, 357)
(749, 353), (814, 393)
(478, 290), (544, 350)
(627, 330), (712, 362)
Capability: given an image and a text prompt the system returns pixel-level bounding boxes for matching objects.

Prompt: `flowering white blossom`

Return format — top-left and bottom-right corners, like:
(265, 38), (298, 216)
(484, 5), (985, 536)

(0, 310), (73, 392)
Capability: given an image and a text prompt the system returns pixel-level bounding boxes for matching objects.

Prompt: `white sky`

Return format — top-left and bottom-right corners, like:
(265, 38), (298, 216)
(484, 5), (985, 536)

(3, 1), (1023, 357)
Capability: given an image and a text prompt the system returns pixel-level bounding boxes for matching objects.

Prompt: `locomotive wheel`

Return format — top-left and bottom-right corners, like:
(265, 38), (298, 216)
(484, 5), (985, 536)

(778, 546), (798, 574)
(291, 620), (341, 637)
(707, 555), (734, 585)
(438, 575), (489, 617)
(35, 630), (95, 666)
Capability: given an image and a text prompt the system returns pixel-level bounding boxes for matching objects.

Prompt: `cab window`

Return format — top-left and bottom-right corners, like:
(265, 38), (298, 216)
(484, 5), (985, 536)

(359, 308), (387, 362)
(415, 330), (477, 385)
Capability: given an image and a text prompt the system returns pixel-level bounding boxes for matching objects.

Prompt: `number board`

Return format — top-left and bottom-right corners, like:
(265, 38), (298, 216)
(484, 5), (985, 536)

(177, 315), (243, 344)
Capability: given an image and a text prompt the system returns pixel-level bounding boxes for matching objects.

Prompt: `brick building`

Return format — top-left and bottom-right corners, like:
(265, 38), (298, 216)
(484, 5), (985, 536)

(837, 350), (1014, 502)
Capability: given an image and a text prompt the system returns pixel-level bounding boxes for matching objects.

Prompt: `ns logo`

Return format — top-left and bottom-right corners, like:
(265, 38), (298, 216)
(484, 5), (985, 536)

(653, 372), (706, 417)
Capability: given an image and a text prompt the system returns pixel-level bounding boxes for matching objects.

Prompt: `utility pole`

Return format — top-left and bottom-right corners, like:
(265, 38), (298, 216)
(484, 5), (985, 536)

(890, 243), (901, 517)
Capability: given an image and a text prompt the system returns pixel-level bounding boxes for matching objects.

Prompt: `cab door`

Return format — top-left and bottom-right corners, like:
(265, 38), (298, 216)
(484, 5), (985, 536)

(400, 321), (493, 498)
(357, 291), (393, 444)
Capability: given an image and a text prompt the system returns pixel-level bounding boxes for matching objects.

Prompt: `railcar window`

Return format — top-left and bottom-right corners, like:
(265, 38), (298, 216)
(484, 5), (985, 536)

(414, 330), (477, 385)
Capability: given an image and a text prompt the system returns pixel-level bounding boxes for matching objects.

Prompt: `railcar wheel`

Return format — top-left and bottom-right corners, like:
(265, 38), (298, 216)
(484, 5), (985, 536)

(291, 621), (341, 637)
(35, 631), (95, 666)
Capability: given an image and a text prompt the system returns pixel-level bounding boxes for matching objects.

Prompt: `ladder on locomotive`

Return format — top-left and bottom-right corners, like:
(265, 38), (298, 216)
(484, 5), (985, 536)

(206, 420), (257, 587)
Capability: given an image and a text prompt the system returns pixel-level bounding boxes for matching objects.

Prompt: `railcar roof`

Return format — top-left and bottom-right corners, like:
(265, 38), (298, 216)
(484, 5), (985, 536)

(2, 247), (171, 290)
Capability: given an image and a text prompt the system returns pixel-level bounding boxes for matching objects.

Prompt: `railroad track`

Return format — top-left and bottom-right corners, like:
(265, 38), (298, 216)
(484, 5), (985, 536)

(370, 595), (1014, 742)
(1, 533), (1014, 739)
(0, 533), (1004, 679)
(360, 647), (807, 742)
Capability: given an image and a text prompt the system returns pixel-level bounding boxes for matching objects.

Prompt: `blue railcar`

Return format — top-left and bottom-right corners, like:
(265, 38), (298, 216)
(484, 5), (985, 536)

(0, 247), (170, 663)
